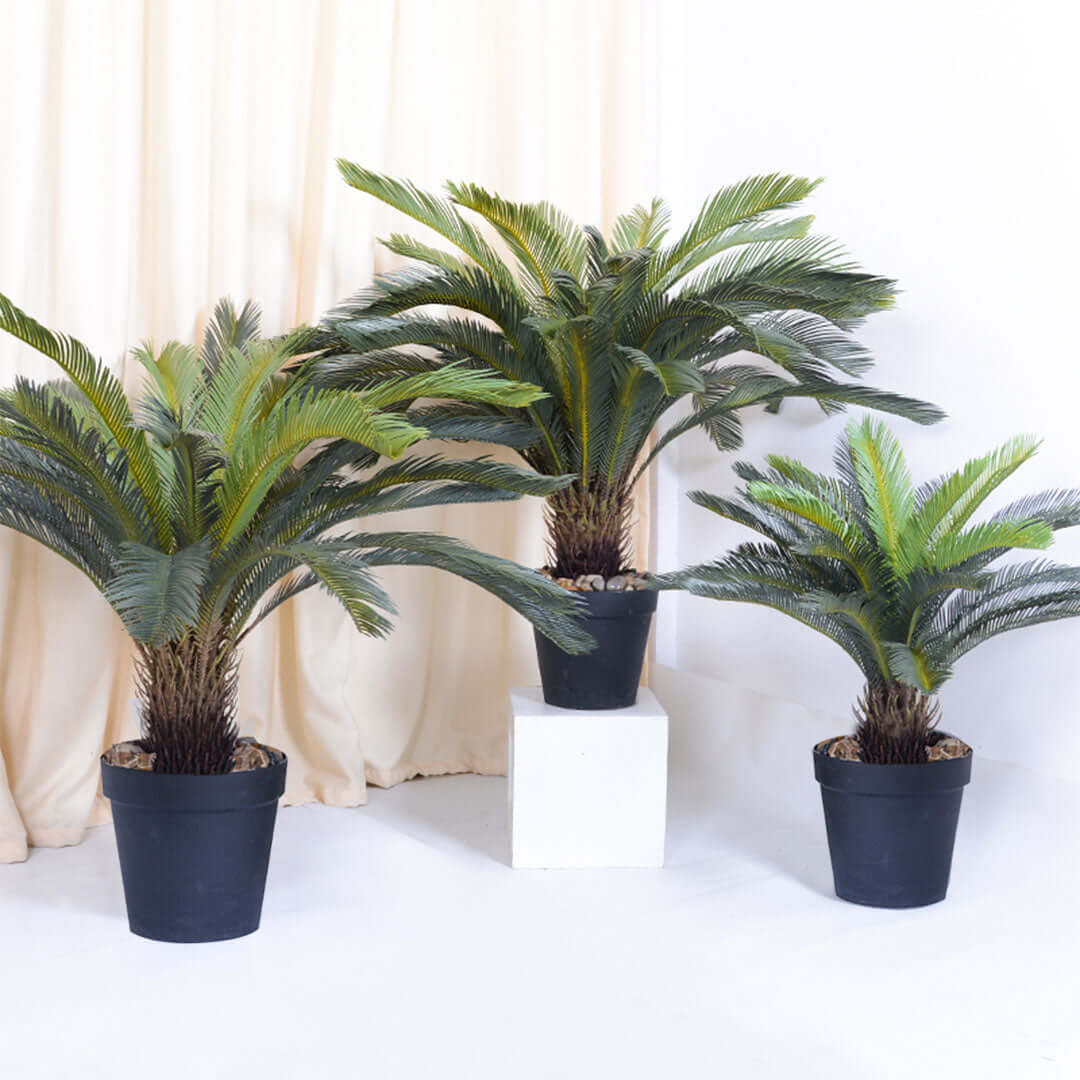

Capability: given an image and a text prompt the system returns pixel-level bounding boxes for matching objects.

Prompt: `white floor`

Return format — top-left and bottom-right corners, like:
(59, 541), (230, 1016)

(2, 677), (1079, 1079)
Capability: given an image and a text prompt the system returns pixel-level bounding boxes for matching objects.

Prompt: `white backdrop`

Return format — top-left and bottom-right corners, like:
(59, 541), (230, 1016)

(654, 0), (1080, 781)
(0, 0), (1076, 867)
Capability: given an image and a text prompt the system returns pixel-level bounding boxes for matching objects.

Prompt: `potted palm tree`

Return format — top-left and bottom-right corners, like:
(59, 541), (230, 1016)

(314, 162), (943, 708)
(658, 417), (1080, 906)
(0, 293), (590, 941)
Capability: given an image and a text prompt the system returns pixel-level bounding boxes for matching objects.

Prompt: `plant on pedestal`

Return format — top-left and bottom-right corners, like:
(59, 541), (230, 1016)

(0, 293), (589, 940)
(658, 416), (1080, 906)
(311, 162), (942, 707)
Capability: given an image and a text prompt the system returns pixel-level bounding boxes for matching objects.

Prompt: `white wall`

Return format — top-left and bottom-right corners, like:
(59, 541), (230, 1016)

(657, 0), (1080, 779)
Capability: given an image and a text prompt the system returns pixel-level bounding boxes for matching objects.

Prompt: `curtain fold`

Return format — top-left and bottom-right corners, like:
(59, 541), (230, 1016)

(0, 0), (663, 861)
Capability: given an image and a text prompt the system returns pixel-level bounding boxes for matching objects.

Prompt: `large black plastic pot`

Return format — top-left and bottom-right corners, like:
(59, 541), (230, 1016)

(535, 588), (658, 709)
(101, 753), (287, 942)
(813, 738), (972, 908)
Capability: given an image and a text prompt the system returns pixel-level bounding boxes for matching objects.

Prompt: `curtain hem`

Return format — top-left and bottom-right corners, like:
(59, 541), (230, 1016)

(0, 833), (28, 864)
(365, 755), (507, 788)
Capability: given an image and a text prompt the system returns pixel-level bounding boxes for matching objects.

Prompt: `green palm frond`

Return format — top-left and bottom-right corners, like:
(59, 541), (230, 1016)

(405, 405), (540, 449)
(326, 311), (543, 390)
(746, 479), (868, 556)
(1, 378), (155, 543)
(650, 174), (823, 287)
(336, 160), (515, 288)
(658, 215), (818, 294)
(380, 233), (475, 276)
(617, 345), (705, 395)
(269, 542), (397, 637)
(198, 337), (293, 453)
(213, 392), (427, 546)
(666, 419), (1080, 695)
(925, 559), (1080, 662)
(0, 293), (169, 545)
(682, 235), (896, 322)
(346, 530), (593, 653)
(611, 198), (671, 255)
(351, 364), (550, 412)
(927, 518), (1053, 569)
(880, 640), (949, 692)
(338, 455), (573, 503)
(989, 488), (1080, 530)
(687, 488), (802, 544)
(134, 340), (204, 419)
(899, 435), (1041, 573)
(201, 298), (261, 375)
(845, 416), (914, 571)
(654, 555), (880, 676)
(104, 539), (212, 646)
(937, 589), (1080, 662)
(0, 434), (123, 546)
(446, 182), (587, 296)
(736, 311), (875, 377)
(0, 469), (117, 585)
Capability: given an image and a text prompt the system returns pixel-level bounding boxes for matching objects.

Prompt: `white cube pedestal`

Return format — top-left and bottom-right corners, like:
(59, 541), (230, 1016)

(508, 687), (668, 869)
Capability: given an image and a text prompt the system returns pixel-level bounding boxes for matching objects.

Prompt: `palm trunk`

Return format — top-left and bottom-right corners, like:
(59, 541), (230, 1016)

(546, 482), (633, 579)
(853, 681), (941, 764)
(133, 625), (240, 774)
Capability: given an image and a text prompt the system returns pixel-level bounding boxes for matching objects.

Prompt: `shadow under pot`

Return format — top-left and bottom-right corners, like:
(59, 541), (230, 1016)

(813, 739), (972, 908)
(535, 588), (658, 710)
(101, 753), (287, 942)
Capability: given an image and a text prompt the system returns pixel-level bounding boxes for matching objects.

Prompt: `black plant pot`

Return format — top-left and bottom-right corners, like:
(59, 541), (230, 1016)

(535, 588), (658, 709)
(813, 739), (972, 908)
(101, 753), (287, 942)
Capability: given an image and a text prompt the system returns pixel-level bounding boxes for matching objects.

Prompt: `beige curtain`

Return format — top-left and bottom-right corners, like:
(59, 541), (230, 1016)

(0, 0), (668, 862)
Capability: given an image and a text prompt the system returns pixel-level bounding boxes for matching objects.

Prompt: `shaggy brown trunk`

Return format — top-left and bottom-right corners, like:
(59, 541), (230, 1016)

(133, 625), (240, 775)
(546, 482), (633, 580)
(853, 681), (942, 764)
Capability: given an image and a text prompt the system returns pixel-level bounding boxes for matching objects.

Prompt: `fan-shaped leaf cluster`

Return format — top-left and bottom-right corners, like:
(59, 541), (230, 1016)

(313, 163), (943, 576)
(0, 294), (593, 771)
(657, 417), (1080, 694)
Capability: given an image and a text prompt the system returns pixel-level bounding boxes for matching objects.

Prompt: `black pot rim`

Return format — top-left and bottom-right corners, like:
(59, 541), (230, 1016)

(101, 756), (287, 811)
(813, 734), (972, 795)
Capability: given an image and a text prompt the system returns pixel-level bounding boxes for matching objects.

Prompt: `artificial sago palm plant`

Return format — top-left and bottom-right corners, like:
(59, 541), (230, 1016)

(658, 417), (1080, 762)
(0, 294), (591, 775)
(313, 162), (944, 581)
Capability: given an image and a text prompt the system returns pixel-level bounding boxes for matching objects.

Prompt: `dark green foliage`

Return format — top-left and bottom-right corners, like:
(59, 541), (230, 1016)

(0, 295), (592, 773)
(659, 417), (1080, 759)
(314, 163), (942, 576)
